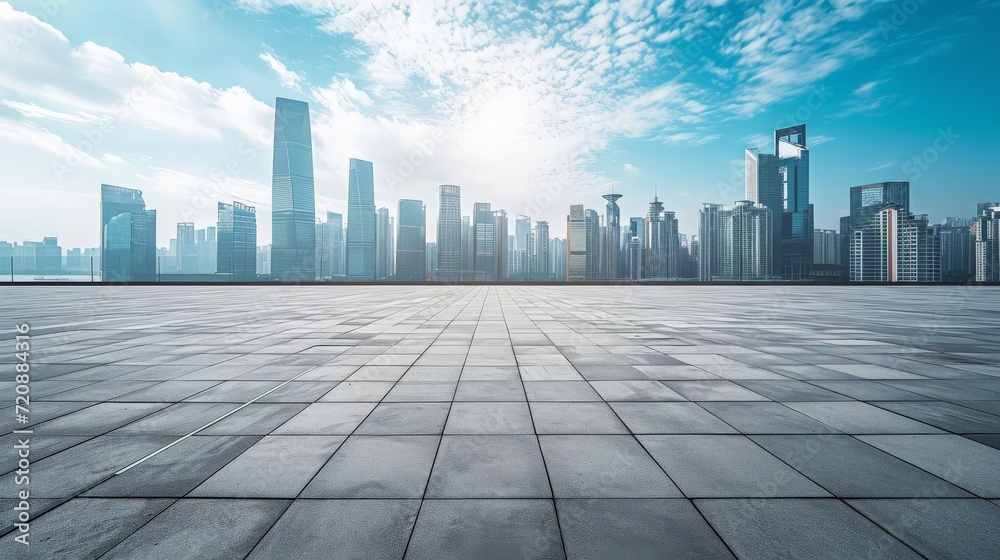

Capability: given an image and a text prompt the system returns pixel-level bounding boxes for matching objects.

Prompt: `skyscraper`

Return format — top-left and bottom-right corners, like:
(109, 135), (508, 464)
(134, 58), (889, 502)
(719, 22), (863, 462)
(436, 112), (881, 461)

(514, 214), (531, 280)
(376, 207), (392, 280)
(567, 205), (587, 281)
(100, 184), (146, 276)
(851, 205), (939, 282)
(217, 201), (257, 280)
(437, 185), (462, 281)
(461, 215), (474, 281)
(346, 158), (376, 280)
(494, 209), (509, 281)
(645, 195), (680, 279)
(729, 200), (773, 281)
(176, 223), (197, 273)
(396, 199), (426, 281)
(848, 182), (911, 281)
(745, 148), (782, 275)
(534, 221), (550, 281)
(699, 204), (726, 282)
(585, 209), (601, 280)
(629, 217), (645, 280)
(603, 192), (623, 280)
(934, 218), (973, 282)
(473, 202), (496, 281)
(315, 212), (343, 278)
(271, 97), (316, 281)
(103, 209), (156, 282)
(974, 205), (1000, 282)
(814, 229), (841, 265)
(425, 242), (437, 277)
(775, 124), (813, 279)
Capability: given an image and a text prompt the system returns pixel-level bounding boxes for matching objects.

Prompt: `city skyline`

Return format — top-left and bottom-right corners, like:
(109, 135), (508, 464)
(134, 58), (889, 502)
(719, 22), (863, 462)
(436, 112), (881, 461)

(1, 1), (998, 250)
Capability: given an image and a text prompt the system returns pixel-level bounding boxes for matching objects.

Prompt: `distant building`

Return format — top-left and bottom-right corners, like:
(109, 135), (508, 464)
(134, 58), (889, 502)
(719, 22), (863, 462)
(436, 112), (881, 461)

(513, 214), (531, 280)
(376, 207), (393, 280)
(585, 208), (601, 280)
(425, 242), (437, 278)
(257, 245), (271, 275)
(271, 97), (316, 281)
(100, 184), (146, 277)
(628, 217), (644, 280)
(814, 229), (841, 265)
(746, 147), (783, 275)
(177, 222), (197, 273)
(346, 158), (376, 280)
(934, 218), (973, 282)
(974, 205), (1000, 282)
(436, 185), (462, 281)
(533, 221), (550, 281)
(316, 212), (343, 278)
(473, 202), (496, 281)
(699, 201), (772, 281)
(567, 205), (587, 281)
(775, 125), (813, 279)
(603, 193), (624, 280)
(851, 205), (940, 282)
(460, 215), (474, 281)
(217, 201), (257, 280)
(550, 237), (567, 281)
(645, 196), (680, 280)
(103, 209), (156, 282)
(396, 199), (426, 281)
(494, 209), (509, 281)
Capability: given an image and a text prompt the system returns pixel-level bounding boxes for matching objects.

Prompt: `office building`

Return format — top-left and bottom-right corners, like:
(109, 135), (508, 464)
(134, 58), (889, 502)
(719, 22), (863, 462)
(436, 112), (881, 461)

(346, 158), (376, 280)
(425, 242), (437, 278)
(584, 209), (601, 280)
(315, 212), (343, 278)
(746, 147), (783, 274)
(473, 202), (496, 281)
(729, 200), (773, 280)
(603, 193), (623, 280)
(176, 223), (197, 273)
(103, 209), (156, 282)
(645, 196), (680, 280)
(814, 229), (841, 265)
(494, 209), (509, 281)
(851, 205), (940, 282)
(514, 214), (531, 280)
(775, 125), (813, 278)
(217, 201), (257, 280)
(271, 97), (316, 281)
(550, 237), (567, 282)
(975, 205), (1000, 282)
(100, 184), (147, 277)
(376, 207), (393, 280)
(534, 221), (550, 281)
(934, 218), (973, 282)
(567, 205), (587, 281)
(436, 185), (462, 281)
(396, 199), (426, 281)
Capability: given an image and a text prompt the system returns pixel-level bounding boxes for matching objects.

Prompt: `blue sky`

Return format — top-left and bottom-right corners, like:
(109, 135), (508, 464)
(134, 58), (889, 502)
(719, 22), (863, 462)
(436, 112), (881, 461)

(1, 0), (997, 248)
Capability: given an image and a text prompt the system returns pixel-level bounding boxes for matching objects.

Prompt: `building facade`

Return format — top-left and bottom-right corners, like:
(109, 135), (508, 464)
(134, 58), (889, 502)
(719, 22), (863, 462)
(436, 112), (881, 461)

(346, 158), (376, 280)
(217, 201), (257, 280)
(396, 199), (426, 281)
(436, 185), (462, 281)
(271, 97), (316, 281)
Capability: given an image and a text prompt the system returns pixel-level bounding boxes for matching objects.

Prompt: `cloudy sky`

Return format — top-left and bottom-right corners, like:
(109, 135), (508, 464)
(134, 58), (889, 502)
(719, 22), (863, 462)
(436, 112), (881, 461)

(1, 0), (997, 248)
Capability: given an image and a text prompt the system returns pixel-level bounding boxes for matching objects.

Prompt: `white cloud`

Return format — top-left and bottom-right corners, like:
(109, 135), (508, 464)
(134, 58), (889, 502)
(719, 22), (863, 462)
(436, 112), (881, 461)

(259, 50), (304, 92)
(624, 163), (640, 174)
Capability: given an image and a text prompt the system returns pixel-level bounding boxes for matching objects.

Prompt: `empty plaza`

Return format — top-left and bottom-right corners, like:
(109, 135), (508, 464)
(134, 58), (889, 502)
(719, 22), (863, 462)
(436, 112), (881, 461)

(1, 285), (999, 559)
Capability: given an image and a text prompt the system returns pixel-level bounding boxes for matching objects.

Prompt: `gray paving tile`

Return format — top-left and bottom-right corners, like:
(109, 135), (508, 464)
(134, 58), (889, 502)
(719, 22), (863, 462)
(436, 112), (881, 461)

(355, 402), (450, 435)
(640, 435), (829, 498)
(752, 434), (972, 498)
(530, 402), (628, 434)
(303, 435), (438, 498)
(318, 380), (394, 401)
(610, 402), (738, 434)
(272, 402), (377, 435)
(696, 498), (921, 559)
(192, 435), (345, 498)
(384, 382), (457, 402)
(589, 380), (685, 401)
(0, 498), (173, 560)
(662, 381), (770, 401)
(405, 499), (564, 560)
(248, 499), (420, 559)
(857, 434), (1000, 497)
(198, 403), (308, 435)
(112, 402), (237, 435)
(0, 434), (91, 474)
(99, 498), (290, 560)
(875, 401), (1000, 433)
(699, 402), (839, 434)
(785, 401), (943, 434)
(83, 435), (259, 497)
(0, 435), (174, 498)
(574, 365), (650, 381)
(848, 498), (1000, 560)
(518, 365), (586, 381)
(32, 402), (169, 435)
(557, 499), (735, 559)
(539, 435), (682, 498)
(445, 401), (534, 434)
(734, 379), (852, 401)
(426, 435), (551, 498)
(454, 380), (526, 401)
(523, 380), (602, 401)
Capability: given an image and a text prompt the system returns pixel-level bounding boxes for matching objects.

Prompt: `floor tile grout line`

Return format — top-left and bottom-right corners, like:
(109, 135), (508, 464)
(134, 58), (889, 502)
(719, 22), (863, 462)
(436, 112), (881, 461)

(399, 285), (488, 558)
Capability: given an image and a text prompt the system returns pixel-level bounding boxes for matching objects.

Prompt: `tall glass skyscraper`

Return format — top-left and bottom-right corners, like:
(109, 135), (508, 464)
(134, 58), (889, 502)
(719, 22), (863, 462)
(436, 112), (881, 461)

(176, 222), (196, 273)
(100, 184), (146, 276)
(567, 205), (587, 282)
(645, 196), (680, 280)
(103, 209), (156, 282)
(396, 199), (426, 281)
(346, 158), (376, 280)
(473, 202), (496, 281)
(603, 193), (623, 280)
(271, 98), (315, 281)
(533, 221), (550, 281)
(436, 185), (462, 281)
(745, 148), (783, 275)
(514, 214), (531, 280)
(217, 201), (257, 280)
(775, 124), (813, 279)
(375, 207), (393, 280)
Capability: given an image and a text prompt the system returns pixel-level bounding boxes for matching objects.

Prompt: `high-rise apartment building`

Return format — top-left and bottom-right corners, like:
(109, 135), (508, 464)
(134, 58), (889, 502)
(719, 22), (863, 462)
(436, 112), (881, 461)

(396, 199), (426, 281)
(346, 158), (376, 280)
(814, 229), (841, 265)
(975, 205), (1000, 282)
(217, 201), (257, 280)
(436, 185), (462, 281)
(851, 205), (940, 282)
(271, 97), (316, 281)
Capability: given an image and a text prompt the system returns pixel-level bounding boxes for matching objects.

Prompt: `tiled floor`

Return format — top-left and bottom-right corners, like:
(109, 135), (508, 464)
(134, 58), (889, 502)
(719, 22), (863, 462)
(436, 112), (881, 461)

(1, 285), (999, 559)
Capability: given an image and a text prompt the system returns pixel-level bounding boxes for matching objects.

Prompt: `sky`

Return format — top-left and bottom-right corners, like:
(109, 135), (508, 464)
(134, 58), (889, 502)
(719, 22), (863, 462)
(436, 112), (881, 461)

(1, 0), (998, 249)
